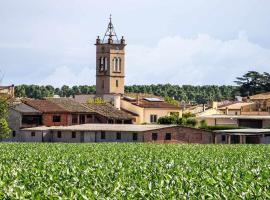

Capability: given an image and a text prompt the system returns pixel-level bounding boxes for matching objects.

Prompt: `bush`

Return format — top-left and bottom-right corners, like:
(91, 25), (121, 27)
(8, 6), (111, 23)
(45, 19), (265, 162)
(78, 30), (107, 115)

(182, 112), (196, 118)
(185, 118), (198, 127)
(158, 115), (179, 125)
(199, 120), (207, 128)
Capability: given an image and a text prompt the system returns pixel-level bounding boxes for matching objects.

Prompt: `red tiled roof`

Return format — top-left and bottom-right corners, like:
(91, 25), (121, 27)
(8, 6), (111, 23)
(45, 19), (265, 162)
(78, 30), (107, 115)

(83, 103), (134, 120)
(23, 99), (69, 113)
(249, 92), (270, 100)
(46, 98), (92, 113)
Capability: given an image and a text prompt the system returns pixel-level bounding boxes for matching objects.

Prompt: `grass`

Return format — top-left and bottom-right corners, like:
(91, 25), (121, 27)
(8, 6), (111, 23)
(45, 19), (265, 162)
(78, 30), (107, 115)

(0, 143), (269, 199)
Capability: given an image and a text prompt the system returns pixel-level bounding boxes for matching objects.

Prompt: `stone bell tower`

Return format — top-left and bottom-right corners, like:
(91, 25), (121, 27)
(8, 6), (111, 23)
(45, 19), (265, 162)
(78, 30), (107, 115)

(95, 15), (126, 95)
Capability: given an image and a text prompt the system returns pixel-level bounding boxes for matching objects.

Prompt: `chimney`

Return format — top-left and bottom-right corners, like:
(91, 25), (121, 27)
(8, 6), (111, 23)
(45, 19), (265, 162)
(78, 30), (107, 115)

(136, 94), (139, 105)
(211, 101), (218, 110)
(225, 107), (229, 115)
(113, 94), (121, 110)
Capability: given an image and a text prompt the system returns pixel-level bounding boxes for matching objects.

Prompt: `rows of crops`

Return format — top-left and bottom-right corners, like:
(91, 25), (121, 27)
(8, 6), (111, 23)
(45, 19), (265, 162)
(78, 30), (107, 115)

(0, 143), (269, 199)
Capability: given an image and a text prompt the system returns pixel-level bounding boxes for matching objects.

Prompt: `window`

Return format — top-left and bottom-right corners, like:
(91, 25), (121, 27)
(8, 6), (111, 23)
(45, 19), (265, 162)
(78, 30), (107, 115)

(165, 133), (171, 140)
(101, 131), (106, 139)
(133, 133), (138, 141)
(12, 131), (16, 137)
(72, 131), (76, 138)
(265, 134), (270, 137)
(100, 57), (104, 71)
(116, 132), (121, 140)
(235, 112), (238, 115)
(222, 135), (226, 142)
(31, 131), (35, 137)
(72, 115), (78, 124)
(116, 80), (119, 87)
(113, 57), (121, 72)
(150, 115), (158, 123)
(53, 115), (61, 123)
(57, 131), (62, 138)
(87, 114), (92, 118)
(113, 58), (117, 72)
(152, 133), (158, 141)
(102, 80), (105, 89)
(104, 57), (108, 71)
(118, 58), (121, 72)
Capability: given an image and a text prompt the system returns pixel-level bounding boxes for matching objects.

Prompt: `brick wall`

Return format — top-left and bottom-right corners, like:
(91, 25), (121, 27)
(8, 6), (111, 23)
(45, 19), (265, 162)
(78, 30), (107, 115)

(42, 113), (70, 126)
(143, 126), (213, 144)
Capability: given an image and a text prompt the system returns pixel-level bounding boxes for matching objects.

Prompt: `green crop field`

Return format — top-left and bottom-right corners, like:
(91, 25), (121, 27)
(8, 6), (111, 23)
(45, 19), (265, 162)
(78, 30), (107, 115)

(0, 143), (269, 199)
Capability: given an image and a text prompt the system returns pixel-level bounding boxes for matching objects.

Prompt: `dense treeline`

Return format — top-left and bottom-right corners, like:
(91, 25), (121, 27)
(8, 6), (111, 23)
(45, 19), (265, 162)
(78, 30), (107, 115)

(15, 84), (237, 103)
(14, 71), (270, 103)
(15, 85), (96, 99)
(125, 84), (237, 103)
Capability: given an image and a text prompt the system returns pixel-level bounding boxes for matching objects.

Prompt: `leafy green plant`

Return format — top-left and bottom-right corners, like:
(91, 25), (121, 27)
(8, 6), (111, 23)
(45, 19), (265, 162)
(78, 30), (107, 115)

(86, 97), (105, 104)
(199, 119), (208, 128)
(0, 143), (269, 199)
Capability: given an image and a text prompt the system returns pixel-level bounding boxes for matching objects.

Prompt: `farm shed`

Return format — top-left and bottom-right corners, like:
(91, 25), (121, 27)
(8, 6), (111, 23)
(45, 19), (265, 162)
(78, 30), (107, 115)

(20, 124), (213, 143)
(214, 129), (270, 144)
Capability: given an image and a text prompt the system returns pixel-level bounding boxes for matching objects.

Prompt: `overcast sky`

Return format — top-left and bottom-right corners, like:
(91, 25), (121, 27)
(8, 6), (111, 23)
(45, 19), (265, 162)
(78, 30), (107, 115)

(1, 0), (270, 86)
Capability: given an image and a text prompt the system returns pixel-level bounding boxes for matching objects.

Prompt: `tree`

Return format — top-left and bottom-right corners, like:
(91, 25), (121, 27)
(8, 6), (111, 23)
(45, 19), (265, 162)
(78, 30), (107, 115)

(235, 71), (270, 96)
(0, 97), (10, 139)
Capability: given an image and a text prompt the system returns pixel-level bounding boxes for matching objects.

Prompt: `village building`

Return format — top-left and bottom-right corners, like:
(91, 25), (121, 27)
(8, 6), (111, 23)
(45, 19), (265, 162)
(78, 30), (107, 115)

(197, 92), (270, 129)
(198, 114), (270, 128)
(218, 102), (255, 115)
(214, 129), (270, 144)
(121, 95), (182, 124)
(6, 101), (42, 141)
(21, 98), (133, 126)
(0, 85), (15, 98)
(20, 124), (213, 143)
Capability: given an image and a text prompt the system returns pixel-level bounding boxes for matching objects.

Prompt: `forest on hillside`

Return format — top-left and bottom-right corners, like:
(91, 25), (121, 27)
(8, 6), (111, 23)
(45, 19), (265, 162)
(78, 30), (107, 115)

(14, 71), (270, 103)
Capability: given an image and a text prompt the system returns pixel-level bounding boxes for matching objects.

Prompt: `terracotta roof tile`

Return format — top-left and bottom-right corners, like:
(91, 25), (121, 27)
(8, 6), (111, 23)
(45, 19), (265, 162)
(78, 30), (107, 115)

(23, 99), (69, 113)
(46, 98), (92, 113)
(218, 102), (254, 110)
(249, 92), (270, 100)
(83, 103), (133, 120)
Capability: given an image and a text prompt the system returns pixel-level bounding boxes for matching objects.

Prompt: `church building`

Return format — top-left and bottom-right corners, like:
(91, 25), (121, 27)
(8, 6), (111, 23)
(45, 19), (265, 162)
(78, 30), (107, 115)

(95, 16), (126, 95)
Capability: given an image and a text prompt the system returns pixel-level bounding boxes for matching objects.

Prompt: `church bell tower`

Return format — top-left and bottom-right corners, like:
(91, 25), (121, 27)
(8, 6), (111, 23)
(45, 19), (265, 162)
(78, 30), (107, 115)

(95, 15), (126, 95)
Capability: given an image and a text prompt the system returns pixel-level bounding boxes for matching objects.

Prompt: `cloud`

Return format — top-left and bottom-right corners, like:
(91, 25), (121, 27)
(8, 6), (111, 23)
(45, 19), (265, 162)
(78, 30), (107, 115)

(125, 32), (270, 85)
(39, 66), (95, 87)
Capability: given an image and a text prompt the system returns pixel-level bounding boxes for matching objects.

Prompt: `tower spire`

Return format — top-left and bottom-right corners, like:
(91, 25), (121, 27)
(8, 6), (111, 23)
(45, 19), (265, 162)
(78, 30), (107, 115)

(102, 14), (119, 43)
